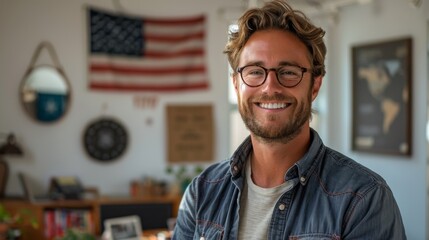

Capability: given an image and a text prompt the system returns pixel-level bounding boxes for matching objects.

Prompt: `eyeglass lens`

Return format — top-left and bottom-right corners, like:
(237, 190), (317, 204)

(240, 65), (305, 87)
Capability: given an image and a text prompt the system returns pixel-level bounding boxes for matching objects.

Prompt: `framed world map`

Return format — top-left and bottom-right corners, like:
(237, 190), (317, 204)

(351, 37), (412, 156)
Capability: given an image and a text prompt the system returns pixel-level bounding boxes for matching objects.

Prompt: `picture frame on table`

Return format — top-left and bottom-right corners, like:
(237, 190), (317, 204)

(104, 215), (142, 240)
(351, 37), (412, 156)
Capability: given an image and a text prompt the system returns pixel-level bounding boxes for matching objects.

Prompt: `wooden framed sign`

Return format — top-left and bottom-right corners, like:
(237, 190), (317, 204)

(166, 104), (214, 163)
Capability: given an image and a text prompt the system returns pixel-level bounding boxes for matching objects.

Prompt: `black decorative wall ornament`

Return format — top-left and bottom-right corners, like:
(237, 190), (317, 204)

(83, 118), (128, 162)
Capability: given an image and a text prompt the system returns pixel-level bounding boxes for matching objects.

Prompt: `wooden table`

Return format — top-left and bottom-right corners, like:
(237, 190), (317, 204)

(142, 229), (172, 240)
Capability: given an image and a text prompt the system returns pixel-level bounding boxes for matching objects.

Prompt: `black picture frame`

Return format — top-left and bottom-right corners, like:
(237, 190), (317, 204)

(351, 37), (412, 156)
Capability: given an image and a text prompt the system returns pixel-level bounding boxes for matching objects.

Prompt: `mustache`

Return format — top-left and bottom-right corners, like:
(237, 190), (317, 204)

(251, 93), (294, 102)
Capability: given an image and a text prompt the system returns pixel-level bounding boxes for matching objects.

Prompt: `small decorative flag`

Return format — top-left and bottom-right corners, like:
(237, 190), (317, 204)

(88, 8), (209, 91)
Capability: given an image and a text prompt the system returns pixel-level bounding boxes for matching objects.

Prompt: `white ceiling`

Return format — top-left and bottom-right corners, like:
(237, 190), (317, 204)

(223, 0), (420, 22)
(251, 0), (421, 15)
(249, 0), (375, 17)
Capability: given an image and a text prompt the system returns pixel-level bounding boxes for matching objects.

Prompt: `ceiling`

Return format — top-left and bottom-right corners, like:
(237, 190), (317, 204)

(248, 0), (421, 16)
(251, 0), (376, 17)
(223, 0), (419, 22)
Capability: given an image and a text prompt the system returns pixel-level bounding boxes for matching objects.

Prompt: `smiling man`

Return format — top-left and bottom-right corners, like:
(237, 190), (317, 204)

(173, 0), (406, 239)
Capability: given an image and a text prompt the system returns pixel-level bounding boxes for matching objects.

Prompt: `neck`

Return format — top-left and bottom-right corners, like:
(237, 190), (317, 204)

(249, 128), (311, 188)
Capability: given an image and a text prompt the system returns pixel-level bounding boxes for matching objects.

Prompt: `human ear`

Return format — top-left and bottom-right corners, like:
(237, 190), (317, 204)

(232, 74), (239, 93)
(311, 76), (323, 101)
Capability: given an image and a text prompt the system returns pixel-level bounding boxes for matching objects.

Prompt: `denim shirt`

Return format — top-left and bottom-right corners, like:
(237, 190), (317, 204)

(173, 129), (406, 240)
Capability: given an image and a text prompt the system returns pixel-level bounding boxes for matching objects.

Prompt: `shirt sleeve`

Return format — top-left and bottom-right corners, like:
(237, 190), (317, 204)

(172, 181), (197, 239)
(343, 183), (407, 240)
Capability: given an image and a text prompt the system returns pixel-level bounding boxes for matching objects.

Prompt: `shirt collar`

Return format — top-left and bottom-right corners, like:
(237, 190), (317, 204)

(287, 128), (325, 186)
(229, 128), (325, 184)
(230, 135), (252, 178)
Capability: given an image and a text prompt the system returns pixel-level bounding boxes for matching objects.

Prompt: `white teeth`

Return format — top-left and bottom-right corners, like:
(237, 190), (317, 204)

(259, 103), (287, 109)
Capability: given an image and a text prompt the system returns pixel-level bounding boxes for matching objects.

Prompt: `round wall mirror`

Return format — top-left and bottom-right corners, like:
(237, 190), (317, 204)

(20, 65), (71, 123)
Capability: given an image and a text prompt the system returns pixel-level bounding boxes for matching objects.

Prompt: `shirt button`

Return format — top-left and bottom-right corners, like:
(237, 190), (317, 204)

(279, 203), (286, 211)
(300, 176), (306, 182)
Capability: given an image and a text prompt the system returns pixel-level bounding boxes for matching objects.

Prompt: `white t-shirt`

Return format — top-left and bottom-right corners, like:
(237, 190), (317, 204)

(238, 160), (295, 240)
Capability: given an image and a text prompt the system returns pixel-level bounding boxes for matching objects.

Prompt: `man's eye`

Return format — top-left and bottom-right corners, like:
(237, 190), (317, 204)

(248, 70), (264, 75)
(245, 68), (264, 76)
(279, 68), (299, 77)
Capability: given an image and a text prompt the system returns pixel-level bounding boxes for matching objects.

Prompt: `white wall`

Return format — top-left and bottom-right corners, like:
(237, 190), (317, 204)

(0, 0), (238, 195)
(323, 0), (428, 238)
(1, 0), (428, 238)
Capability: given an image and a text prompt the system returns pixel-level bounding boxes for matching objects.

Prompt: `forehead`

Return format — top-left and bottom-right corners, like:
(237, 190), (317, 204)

(239, 29), (310, 67)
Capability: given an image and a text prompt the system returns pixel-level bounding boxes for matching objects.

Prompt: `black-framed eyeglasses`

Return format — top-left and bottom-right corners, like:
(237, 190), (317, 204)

(237, 64), (309, 88)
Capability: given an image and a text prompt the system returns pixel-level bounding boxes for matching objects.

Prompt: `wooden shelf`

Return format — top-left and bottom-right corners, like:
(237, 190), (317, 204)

(1, 194), (181, 240)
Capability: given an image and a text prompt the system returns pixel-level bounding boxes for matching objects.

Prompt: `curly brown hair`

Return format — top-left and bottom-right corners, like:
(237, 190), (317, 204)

(224, 0), (326, 78)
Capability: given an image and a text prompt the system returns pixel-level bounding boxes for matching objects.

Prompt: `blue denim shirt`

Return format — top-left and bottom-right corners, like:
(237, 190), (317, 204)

(173, 129), (406, 239)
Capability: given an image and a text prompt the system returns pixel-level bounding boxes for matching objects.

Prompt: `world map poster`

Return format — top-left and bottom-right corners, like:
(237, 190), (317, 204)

(352, 38), (412, 156)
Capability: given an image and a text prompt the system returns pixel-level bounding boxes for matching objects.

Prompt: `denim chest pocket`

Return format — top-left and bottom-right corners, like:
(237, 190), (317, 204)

(289, 233), (341, 240)
(195, 220), (224, 240)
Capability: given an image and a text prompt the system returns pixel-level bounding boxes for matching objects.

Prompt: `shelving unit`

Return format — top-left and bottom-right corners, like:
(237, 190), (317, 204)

(1, 194), (181, 240)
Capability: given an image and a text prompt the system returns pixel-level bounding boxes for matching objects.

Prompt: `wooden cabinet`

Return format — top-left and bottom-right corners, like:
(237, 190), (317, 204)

(1, 199), (97, 240)
(1, 194), (181, 240)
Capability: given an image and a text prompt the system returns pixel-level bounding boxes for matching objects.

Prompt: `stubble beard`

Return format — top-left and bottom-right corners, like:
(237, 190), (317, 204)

(238, 93), (312, 144)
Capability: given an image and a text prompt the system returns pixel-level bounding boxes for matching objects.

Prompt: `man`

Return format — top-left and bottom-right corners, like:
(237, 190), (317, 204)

(173, 0), (406, 239)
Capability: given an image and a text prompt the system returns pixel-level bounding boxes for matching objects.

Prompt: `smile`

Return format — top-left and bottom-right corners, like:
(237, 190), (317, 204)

(258, 102), (290, 109)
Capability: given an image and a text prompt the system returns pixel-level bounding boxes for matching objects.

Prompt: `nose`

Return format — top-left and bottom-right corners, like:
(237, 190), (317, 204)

(262, 69), (283, 93)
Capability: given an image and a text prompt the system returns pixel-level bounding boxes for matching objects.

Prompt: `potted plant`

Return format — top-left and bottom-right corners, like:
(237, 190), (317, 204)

(0, 203), (38, 240)
(0, 204), (10, 240)
(166, 165), (204, 194)
(58, 228), (96, 240)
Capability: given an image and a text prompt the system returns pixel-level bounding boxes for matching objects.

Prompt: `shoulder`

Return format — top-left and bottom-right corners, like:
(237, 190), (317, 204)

(197, 159), (232, 183)
(318, 147), (390, 194)
(186, 159), (238, 209)
(188, 159), (238, 199)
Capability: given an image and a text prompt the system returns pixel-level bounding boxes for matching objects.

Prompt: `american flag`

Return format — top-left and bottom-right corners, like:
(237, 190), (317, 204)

(88, 8), (209, 91)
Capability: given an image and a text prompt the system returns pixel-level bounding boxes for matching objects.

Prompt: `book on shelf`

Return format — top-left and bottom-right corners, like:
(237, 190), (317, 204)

(43, 208), (94, 239)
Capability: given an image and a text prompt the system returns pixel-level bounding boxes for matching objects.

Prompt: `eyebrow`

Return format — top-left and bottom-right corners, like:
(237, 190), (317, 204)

(243, 61), (304, 68)
(278, 61), (303, 67)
